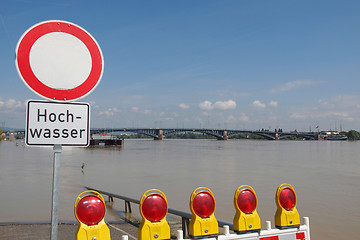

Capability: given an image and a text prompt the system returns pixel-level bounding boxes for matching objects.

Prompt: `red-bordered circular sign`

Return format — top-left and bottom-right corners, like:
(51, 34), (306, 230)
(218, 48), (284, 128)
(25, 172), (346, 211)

(15, 20), (104, 102)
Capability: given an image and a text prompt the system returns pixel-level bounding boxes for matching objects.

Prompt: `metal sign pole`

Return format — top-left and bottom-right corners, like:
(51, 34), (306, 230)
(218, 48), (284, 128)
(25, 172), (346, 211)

(51, 144), (62, 240)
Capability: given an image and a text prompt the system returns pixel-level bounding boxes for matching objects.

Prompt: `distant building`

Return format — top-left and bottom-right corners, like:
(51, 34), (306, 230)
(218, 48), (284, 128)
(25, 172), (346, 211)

(321, 131), (340, 135)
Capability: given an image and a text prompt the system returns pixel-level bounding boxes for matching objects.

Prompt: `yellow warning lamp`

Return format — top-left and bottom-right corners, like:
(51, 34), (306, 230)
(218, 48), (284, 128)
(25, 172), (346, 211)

(275, 183), (300, 229)
(74, 190), (110, 240)
(233, 185), (261, 233)
(139, 189), (170, 240)
(189, 187), (219, 238)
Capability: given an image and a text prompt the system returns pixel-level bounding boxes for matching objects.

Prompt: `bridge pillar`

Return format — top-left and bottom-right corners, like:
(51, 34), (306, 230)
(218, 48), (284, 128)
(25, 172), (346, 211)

(9, 130), (15, 142)
(154, 129), (163, 140)
(217, 130), (228, 140)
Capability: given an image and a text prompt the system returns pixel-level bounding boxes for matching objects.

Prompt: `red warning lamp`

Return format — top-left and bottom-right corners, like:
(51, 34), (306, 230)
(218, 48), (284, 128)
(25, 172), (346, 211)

(237, 189), (257, 214)
(76, 195), (105, 226)
(139, 189), (170, 240)
(74, 190), (110, 240)
(189, 187), (218, 238)
(102, 133), (107, 136)
(192, 191), (215, 218)
(141, 193), (167, 222)
(279, 187), (296, 211)
(275, 183), (300, 229)
(233, 185), (261, 233)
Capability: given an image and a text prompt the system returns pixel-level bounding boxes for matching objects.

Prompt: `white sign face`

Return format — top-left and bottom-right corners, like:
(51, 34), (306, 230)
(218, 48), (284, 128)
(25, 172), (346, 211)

(26, 100), (90, 146)
(16, 20), (104, 102)
(30, 32), (92, 89)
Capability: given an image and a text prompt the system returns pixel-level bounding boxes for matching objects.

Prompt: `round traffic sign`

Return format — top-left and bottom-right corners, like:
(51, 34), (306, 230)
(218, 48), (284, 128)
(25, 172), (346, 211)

(15, 20), (104, 102)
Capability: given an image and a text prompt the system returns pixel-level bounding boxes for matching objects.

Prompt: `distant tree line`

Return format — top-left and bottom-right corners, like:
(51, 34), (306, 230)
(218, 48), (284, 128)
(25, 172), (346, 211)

(115, 133), (152, 139)
(229, 133), (265, 140)
(166, 133), (216, 139)
(345, 130), (360, 140)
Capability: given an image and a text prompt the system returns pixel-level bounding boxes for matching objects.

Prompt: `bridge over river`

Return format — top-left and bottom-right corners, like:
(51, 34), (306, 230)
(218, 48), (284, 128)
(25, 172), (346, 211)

(5, 128), (319, 141)
(91, 128), (318, 141)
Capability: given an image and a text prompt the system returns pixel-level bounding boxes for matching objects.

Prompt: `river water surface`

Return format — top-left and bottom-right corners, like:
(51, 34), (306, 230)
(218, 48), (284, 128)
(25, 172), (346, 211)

(0, 139), (359, 240)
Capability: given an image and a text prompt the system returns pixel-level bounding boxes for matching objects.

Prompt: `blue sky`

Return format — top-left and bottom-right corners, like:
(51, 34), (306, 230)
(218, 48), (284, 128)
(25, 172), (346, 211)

(1, 0), (359, 131)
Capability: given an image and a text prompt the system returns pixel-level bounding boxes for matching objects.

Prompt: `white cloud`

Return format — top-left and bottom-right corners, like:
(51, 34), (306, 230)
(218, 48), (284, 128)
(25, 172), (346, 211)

(214, 100), (236, 110)
(252, 100), (266, 109)
(179, 103), (190, 109)
(98, 108), (121, 116)
(290, 95), (360, 124)
(1, 99), (23, 108)
(99, 110), (114, 116)
(226, 115), (236, 122)
(269, 79), (321, 93)
(144, 109), (152, 115)
(199, 100), (236, 110)
(319, 95), (360, 109)
(290, 110), (351, 121)
(239, 113), (249, 122)
(131, 106), (139, 112)
(199, 101), (214, 110)
(289, 112), (307, 120)
(269, 100), (278, 107)
(89, 101), (100, 109)
(321, 112), (349, 118)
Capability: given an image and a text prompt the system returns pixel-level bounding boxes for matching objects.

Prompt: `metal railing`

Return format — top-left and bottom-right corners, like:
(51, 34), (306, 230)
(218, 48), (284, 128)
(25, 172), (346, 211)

(84, 186), (233, 237)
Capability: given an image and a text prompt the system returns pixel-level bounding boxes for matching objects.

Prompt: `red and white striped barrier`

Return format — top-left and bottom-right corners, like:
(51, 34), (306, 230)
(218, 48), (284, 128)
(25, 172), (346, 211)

(175, 217), (310, 240)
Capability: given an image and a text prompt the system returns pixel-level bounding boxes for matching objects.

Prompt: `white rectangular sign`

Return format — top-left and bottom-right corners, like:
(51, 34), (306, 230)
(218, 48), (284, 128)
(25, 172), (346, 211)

(26, 100), (90, 146)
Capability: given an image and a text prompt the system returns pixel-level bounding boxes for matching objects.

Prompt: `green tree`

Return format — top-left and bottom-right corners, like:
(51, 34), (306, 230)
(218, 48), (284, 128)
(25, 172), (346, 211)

(346, 130), (360, 141)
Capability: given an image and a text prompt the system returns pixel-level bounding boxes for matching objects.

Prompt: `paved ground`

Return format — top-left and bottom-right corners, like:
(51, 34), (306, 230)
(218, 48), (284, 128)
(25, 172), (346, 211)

(0, 222), (139, 240)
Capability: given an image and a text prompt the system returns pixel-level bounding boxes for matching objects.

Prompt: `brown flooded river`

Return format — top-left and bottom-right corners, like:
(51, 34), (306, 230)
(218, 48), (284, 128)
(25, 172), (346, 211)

(0, 139), (359, 239)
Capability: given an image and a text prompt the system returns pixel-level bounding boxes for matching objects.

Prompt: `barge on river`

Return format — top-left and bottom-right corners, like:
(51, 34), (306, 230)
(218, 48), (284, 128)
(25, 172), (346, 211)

(89, 134), (124, 147)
